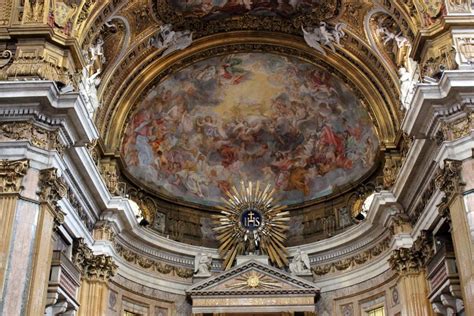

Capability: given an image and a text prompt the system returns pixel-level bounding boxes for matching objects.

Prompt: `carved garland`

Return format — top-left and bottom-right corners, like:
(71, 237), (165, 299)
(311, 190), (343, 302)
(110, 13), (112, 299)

(312, 236), (391, 276)
(114, 242), (194, 279)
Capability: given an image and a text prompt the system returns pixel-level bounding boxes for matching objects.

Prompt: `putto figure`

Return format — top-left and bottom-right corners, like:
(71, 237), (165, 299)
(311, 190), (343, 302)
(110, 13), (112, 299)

(302, 22), (346, 55)
(149, 24), (193, 57)
(289, 249), (311, 274)
(194, 252), (212, 276)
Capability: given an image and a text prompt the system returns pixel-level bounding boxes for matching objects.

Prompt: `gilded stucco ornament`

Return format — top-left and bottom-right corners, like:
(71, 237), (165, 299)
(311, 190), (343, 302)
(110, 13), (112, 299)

(0, 159), (29, 193)
(73, 238), (118, 281)
(383, 153), (402, 189)
(0, 50), (12, 69)
(389, 230), (433, 274)
(312, 236), (391, 276)
(226, 271), (281, 290)
(0, 122), (65, 155)
(39, 167), (68, 228)
(213, 181), (290, 270)
(67, 186), (95, 232)
(435, 159), (465, 221)
(439, 113), (473, 143)
(38, 168), (67, 204)
(114, 242), (194, 279)
(153, 0), (340, 37)
(93, 221), (116, 242)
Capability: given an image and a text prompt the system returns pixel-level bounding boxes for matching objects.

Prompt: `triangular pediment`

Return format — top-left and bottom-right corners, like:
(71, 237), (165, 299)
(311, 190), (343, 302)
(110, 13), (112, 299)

(187, 259), (319, 296)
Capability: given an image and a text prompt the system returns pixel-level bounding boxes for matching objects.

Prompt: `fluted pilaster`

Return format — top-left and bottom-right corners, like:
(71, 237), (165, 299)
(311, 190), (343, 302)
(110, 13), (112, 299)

(389, 231), (434, 316)
(0, 159), (29, 300)
(73, 238), (118, 316)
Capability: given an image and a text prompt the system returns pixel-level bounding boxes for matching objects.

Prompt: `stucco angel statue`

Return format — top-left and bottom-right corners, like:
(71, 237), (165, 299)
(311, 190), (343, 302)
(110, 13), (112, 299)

(194, 252), (212, 276)
(149, 24), (193, 57)
(289, 249), (311, 275)
(89, 37), (105, 64)
(302, 22), (346, 56)
(376, 26), (410, 49)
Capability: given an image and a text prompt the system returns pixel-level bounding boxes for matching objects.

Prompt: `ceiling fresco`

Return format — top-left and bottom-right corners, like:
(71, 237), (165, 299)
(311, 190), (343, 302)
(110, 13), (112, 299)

(167, 0), (328, 19)
(121, 52), (379, 207)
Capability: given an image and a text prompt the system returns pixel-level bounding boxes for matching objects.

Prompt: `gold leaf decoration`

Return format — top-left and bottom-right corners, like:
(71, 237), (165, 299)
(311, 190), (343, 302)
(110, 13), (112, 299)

(226, 271), (282, 290)
(213, 181), (290, 270)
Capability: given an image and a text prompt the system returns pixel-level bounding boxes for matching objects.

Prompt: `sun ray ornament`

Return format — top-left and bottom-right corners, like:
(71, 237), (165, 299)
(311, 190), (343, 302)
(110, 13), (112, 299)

(213, 181), (290, 270)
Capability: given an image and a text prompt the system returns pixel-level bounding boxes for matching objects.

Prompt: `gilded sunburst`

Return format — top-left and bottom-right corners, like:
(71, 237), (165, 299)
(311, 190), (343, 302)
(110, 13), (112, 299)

(213, 181), (290, 270)
(226, 271), (282, 290)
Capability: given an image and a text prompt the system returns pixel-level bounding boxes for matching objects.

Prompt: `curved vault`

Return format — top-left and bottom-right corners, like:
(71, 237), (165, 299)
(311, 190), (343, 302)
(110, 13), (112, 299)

(120, 52), (379, 207)
(99, 30), (401, 210)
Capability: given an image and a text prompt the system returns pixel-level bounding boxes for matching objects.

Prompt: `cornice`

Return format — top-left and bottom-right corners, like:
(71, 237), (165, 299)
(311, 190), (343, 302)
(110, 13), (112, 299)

(0, 81), (98, 144)
(402, 70), (474, 137)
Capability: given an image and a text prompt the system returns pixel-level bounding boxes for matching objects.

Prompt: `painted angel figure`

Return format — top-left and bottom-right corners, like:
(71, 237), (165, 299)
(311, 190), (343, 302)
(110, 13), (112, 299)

(289, 249), (311, 274)
(302, 22), (346, 56)
(194, 252), (212, 276)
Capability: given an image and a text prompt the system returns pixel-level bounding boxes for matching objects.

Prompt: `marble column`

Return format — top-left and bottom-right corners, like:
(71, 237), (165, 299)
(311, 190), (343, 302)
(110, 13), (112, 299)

(436, 159), (474, 316)
(26, 168), (68, 316)
(73, 239), (117, 316)
(389, 231), (434, 316)
(0, 164), (67, 315)
(0, 159), (29, 301)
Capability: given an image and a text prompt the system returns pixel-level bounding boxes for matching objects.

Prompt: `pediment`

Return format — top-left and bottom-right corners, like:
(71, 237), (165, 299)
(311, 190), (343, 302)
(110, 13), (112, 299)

(187, 259), (320, 296)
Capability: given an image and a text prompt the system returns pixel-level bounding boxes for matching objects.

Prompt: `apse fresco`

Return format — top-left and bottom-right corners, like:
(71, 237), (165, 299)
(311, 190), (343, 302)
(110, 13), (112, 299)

(168, 0), (325, 19)
(122, 53), (379, 206)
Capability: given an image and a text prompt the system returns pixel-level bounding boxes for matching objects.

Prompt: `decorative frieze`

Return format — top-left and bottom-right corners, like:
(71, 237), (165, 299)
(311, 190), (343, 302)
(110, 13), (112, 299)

(66, 186), (95, 232)
(0, 122), (65, 155)
(446, 0), (472, 13)
(0, 159), (29, 193)
(438, 113), (473, 144)
(73, 238), (117, 282)
(410, 170), (438, 225)
(383, 153), (402, 189)
(114, 243), (194, 279)
(434, 159), (464, 219)
(98, 158), (125, 196)
(38, 168), (68, 227)
(453, 32), (474, 69)
(93, 221), (116, 242)
(312, 236), (391, 276)
(86, 139), (99, 165)
(389, 231), (433, 274)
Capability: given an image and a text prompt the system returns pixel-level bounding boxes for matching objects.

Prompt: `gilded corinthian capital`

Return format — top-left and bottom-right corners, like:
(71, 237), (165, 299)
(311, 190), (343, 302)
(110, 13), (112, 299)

(0, 159), (29, 193)
(389, 230), (434, 274)
(38, 168), (68, 204)
(73, 238), (118, 282)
